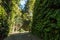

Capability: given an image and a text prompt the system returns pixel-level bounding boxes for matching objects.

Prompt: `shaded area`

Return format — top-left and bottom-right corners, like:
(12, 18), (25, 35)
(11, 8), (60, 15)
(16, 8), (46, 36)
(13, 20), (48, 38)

(32, 0), (60, 40)
(4, 32), (41, 40)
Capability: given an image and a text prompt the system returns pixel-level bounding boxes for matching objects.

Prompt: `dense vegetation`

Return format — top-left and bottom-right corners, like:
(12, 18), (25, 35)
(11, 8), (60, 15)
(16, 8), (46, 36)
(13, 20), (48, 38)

(0, 0), (20, 40)
(32, 0), (60, 40)
(0, 0), (60, 40)
(0, 0), (34, 39)
(20, 0), (35, 31)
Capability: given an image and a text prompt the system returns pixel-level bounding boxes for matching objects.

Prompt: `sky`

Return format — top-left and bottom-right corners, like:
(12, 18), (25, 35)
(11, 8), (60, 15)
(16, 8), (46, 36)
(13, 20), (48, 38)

(20, 0), (33, 16)
(20, 0), (27, 9)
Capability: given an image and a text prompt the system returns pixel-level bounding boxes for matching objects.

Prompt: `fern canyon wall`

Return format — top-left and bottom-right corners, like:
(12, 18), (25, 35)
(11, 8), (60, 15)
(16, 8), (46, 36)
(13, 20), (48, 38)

(32, 0), (60, 40)
(0, 0), (20, 40)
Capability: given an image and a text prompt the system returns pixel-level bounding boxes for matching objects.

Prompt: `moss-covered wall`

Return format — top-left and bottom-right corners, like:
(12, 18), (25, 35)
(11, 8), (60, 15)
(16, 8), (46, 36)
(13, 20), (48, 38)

(32, 0), (60, 40)
(0, 1), (9, 40)
(0, 0), (20, 39)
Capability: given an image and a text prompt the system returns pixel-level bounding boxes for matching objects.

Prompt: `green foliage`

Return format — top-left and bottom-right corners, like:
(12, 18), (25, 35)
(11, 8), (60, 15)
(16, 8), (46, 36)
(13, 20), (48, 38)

(20, 0), (35, 31)
(6, 0), (21, 33)
(32, 0), (60, 40)
(0, 5), (9, 39)
(0, 0), (21, 39)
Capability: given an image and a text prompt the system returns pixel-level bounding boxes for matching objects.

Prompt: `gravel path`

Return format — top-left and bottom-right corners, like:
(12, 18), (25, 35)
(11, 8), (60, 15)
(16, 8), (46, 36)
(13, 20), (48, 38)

(4, 32), (40, 40)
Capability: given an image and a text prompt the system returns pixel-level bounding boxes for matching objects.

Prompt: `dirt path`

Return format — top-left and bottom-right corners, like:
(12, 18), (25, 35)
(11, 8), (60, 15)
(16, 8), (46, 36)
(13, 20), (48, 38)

(4, 32), (41, 40)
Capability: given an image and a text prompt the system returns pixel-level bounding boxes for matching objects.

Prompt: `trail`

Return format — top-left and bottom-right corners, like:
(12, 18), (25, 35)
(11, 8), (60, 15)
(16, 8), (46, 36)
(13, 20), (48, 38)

(4, 32), (41, 40)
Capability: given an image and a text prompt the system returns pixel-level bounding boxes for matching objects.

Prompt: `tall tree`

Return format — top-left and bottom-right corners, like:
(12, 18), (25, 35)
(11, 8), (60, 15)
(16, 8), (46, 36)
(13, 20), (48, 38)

(20, 0), (35, 31)
(23, 0), (35, 13)
(32, 0), (60, 40)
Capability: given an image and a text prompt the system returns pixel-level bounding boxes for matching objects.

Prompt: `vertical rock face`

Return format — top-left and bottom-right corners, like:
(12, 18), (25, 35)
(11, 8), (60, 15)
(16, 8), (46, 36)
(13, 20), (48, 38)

(32, 0), (60, 40)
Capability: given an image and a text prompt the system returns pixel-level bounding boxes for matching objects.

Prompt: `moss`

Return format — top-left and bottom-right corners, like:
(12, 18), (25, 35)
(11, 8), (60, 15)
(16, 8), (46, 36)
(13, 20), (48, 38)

(32, 0), (60, 40)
